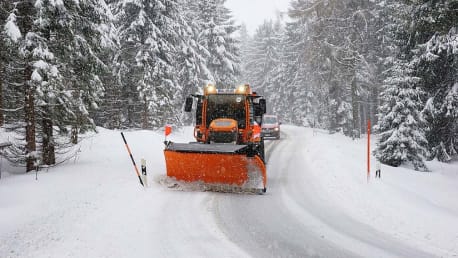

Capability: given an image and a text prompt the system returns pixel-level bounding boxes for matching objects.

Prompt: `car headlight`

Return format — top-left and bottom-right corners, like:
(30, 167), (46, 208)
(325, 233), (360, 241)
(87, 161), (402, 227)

(274, 127), (279, 131)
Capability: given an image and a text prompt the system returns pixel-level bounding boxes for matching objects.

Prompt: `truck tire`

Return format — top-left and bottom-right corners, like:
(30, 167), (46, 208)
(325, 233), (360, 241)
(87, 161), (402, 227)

(259, 138), (265, 163)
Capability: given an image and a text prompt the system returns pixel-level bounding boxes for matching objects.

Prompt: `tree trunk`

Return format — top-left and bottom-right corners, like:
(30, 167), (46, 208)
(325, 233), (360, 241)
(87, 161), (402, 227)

(142, 95), (148, 129)
(42, 110), (55, 165)
(328, 58), (337, 133)
(351, 74), (360, 139)
(359, 102), (366, 135)
(0, 63), (3, 126)
(371, 82), (379, 126)
(24, 64), (36, 172)
(19, 0), (37, 172)
(71, 123), (78, 144)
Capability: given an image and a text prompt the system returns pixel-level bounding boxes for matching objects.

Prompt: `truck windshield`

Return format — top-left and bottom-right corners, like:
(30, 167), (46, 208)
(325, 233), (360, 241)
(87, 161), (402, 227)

(206, 95), (246, 128)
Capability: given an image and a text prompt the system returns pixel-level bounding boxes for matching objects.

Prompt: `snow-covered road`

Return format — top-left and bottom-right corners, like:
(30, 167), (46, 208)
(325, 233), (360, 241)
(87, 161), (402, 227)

(213, 134), (356, 257)
(212, 128), (438, 258)
(1, 126), (457, 258)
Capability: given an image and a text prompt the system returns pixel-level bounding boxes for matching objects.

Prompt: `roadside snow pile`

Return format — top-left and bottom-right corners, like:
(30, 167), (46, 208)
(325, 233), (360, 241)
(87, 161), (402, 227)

(281, 125), (458, 257)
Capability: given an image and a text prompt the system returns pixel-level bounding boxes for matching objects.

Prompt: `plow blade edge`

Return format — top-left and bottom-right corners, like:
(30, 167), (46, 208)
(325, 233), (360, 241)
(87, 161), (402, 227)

(164, 143), (266, 190)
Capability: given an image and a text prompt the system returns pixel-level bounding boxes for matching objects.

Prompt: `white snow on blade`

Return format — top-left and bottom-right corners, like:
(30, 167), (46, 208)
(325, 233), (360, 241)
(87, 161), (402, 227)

(243, 159), (264, 190)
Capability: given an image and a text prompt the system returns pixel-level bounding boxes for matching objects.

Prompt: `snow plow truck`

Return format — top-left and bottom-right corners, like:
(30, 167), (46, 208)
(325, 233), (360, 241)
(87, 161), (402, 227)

(163, 84), (267, 193)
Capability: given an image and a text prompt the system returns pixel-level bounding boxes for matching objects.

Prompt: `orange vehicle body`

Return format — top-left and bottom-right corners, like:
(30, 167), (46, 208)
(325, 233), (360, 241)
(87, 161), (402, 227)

(163, 84), (267, 193)
(164, 151), (266, 187)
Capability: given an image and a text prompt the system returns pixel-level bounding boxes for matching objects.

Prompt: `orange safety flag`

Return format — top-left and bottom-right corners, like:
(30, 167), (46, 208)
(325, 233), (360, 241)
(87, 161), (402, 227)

(165, 125), (172, 136)
(253, 123), (261, 139)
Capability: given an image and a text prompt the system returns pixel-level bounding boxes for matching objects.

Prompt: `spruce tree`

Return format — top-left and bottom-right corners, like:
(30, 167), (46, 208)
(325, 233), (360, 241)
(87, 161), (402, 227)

(195, 0), (240, 87)
(114, 0), (184, 128)
(376, 60), (428, 171)
(175, 0), (210, 125)
(16, 0), (37, 171)
(1, 0), (112, 170)
(237, 23), (252, 84)
(244, 20), (281, 95)
(1, 32), (24, 130)
(0, 1), (12, 126)
(412, 1), (458, 162)
(375, 0), (429, 170)
(1, 1), (24, 163)
(93, 16), (122, 129)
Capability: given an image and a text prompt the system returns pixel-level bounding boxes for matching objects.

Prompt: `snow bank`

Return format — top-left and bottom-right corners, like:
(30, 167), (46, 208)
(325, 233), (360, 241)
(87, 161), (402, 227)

(280, 125), (458, 257)
(0, 127), (247, 258)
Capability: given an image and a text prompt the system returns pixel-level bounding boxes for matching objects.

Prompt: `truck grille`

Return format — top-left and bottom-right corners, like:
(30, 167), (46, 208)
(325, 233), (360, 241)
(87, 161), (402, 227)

(209, 132), (237, 143)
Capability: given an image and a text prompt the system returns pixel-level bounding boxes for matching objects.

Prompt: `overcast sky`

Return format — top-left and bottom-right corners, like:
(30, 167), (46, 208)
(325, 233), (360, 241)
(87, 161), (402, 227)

(225, 0), (291, 35)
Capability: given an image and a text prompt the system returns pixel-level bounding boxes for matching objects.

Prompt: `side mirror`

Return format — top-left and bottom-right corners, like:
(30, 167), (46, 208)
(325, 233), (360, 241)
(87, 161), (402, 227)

(259, 99), (266, 114)
(184, 97), (193, 112)
(196, 101), (203, 125)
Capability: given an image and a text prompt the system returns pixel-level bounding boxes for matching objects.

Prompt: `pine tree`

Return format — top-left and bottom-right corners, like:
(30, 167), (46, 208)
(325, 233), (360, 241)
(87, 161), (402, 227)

(114, 0), (185, 129)
(175, 0), (210, 125)
(14, 0), (38, 171)
(241, 18), (290, 121)
(376, 60), (428, 171)
(0, 1), (12, 126)
(1, 1), (25, 164)
(411, 1), (458, 162)
(31, 0), (112, 164)
(265, 19), (288, 120)
(280, 0), (382, 134)
(195, 0), (240, 87)
(244, 20), (280, 96)
(65, 0), (111, 143)
(28, 0), (62, 166)
(237, 23), (252, 83)
(375, 0), (429, 170)
(93, 16), (122, 129)
(364, 0), (394, 130)
(1, 0), (112, 170)
(375, 0), (457, 164)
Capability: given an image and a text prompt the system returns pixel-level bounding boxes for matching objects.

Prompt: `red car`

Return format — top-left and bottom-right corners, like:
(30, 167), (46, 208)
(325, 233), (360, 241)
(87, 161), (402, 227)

(262, 115), (281, 139)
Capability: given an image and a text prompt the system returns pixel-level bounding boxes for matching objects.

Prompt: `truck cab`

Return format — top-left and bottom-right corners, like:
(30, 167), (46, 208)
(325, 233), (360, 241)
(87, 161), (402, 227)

(185, 84), (266, 145)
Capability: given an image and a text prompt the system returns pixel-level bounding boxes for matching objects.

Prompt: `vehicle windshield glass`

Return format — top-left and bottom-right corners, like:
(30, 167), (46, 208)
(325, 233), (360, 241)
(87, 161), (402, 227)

(263, 116), (277, 124)
(206, 95), (246, 128)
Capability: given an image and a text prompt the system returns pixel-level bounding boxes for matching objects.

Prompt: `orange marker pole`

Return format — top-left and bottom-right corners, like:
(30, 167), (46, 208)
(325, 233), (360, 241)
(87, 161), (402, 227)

(121, 132), (144, 186)
(367, 120), (371, 183)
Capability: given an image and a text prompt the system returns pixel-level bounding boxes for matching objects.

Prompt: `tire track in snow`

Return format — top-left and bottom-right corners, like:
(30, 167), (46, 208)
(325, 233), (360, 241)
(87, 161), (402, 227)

(151, 189), (250, 257)
(211, 127), (436, 258)
(278, 127), (435, 258)
(211, 131), (356, 257)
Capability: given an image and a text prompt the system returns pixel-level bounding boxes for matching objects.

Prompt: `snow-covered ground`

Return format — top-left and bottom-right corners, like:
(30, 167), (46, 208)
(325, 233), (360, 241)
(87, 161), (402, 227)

(0, 126), (457, 257)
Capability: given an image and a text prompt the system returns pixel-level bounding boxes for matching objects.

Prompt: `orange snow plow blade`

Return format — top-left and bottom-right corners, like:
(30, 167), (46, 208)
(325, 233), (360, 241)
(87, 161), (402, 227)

(164, 143), (266, 193)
